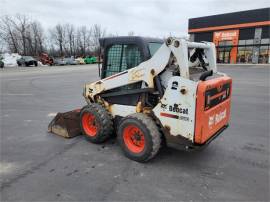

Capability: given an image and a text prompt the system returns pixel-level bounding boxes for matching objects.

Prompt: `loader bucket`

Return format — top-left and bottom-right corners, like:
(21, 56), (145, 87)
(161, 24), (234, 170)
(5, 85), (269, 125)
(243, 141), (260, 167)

(48, 109), (82, 138)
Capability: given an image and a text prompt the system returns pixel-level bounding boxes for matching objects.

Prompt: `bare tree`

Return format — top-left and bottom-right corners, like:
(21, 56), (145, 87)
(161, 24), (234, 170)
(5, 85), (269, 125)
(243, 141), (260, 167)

(50, 24), (66, 56)
(0, 15), (20, 53)
(30, 21), (45, 55)
(1, 14), (112, 57)
(91, 24), (106, 54)
(76, 26), (91, 56)
(12, 14), (31, 55)
(128, 31), (135, 36)
(65, 23), (75, 56)
(0, 14), (46, 56)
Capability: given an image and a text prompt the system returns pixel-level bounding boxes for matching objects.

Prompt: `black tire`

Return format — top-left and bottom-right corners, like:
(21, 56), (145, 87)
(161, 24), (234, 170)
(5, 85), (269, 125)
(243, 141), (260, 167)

(117, 113), (161, 162)
(34, 61), (38, 66)
(80, 103), (113, 144)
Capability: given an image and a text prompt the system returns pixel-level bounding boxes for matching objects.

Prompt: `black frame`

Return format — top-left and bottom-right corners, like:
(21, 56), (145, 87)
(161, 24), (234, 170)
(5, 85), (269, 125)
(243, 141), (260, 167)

(189, 8), (270, 30)
(99, 36), (163, 79)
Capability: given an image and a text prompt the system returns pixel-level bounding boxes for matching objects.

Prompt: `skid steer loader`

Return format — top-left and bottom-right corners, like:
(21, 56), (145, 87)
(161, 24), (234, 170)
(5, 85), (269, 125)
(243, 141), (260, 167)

(50, 36), (232, 162)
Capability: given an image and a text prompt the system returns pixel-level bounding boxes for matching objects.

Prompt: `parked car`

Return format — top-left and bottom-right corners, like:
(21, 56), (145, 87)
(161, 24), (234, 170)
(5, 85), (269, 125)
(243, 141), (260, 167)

(40, 53), (54, 66)
(17, 56), (38, 67)
(84, 56), (97, 64)
(75, 57), (85, 64)
(54, 58), (67, 66)
(0, 56), (4, 68)
(64, 57), (79, 65)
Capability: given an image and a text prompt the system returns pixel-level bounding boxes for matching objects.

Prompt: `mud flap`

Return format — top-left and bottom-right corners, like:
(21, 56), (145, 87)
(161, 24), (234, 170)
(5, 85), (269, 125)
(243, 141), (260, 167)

(48, 109), (81, 138)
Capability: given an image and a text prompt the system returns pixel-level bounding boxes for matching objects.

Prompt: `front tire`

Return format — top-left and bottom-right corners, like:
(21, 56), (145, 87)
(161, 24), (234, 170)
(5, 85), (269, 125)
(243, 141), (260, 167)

(117, 113), (161, 162)
(80, 104), (113, 143)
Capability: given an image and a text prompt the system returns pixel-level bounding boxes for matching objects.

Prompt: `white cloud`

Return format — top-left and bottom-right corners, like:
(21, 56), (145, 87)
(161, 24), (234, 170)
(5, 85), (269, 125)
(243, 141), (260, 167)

(1, 0), (269, 37)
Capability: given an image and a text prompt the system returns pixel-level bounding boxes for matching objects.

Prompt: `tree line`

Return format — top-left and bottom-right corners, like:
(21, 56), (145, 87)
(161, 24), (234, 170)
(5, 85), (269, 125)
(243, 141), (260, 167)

(0, 14), (112, 57)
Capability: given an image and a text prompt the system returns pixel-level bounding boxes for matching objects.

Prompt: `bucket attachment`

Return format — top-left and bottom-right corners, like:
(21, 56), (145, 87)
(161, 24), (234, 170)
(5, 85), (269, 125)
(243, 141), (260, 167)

(48, 109), (81, 138)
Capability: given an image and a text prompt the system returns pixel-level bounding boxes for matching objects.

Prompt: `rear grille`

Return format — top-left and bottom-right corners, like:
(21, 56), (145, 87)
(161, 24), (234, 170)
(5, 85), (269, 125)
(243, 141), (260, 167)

(204, 82), (231, 110)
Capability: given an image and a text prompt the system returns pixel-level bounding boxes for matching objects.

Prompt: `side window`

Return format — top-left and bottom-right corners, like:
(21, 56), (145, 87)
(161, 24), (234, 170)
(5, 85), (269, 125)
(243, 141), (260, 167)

(105, 44), (142, 78)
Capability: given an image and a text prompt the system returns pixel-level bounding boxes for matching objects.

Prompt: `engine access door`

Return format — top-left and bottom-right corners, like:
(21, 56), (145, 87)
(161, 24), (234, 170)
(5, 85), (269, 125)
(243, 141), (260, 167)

(194, 76), (232, 144)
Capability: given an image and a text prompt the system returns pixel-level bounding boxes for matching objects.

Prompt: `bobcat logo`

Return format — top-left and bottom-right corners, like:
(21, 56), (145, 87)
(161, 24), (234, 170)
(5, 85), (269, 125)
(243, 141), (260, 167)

(169, 104), (188, 115)
(209, 109), (227, 127)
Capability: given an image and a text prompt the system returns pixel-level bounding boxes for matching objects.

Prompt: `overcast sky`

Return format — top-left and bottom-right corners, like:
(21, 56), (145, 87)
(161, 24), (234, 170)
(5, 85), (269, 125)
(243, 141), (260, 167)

(1, 0), (269, 37)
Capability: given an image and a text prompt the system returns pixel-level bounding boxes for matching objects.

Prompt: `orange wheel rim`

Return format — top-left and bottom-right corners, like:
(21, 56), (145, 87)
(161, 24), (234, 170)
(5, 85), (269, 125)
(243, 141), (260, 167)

(82, 112), (98, 137)
(123, 125), (145, 153)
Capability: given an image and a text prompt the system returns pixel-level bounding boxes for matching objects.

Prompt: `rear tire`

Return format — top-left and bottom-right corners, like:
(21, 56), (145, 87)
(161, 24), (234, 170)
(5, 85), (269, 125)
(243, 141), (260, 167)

(117, 113), (161, 162)
(80, 103), (113, 143)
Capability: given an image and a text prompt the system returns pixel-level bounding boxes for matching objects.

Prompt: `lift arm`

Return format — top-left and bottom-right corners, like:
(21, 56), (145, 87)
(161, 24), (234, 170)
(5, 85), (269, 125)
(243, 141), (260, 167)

(83, 38), (217, 102)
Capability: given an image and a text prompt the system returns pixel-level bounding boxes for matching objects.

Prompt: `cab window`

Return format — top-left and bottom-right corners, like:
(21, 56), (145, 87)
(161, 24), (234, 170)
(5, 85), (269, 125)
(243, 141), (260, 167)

(104, 44), (142, 78)
(148, 42), (162, 56)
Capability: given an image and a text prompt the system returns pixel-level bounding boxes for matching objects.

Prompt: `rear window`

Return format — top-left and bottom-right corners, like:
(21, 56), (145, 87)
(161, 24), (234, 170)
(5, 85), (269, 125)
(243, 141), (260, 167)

(148, 42), (162, 56)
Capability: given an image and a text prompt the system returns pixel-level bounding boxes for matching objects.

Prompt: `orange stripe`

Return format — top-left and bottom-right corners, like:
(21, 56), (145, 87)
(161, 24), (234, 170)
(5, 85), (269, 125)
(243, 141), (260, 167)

(210, 91), (226, 101)
(189, 21), (270, 33)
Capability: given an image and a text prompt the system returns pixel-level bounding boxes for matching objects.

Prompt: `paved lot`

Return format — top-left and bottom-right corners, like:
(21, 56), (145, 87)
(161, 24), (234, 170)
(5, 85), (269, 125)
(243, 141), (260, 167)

(0, 64), (269, 201)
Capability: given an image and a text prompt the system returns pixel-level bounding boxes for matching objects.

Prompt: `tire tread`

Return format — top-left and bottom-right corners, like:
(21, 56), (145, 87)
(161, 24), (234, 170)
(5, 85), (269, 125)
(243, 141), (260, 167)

(119, 113), (161, 162)
(80, 103), (113, 143)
